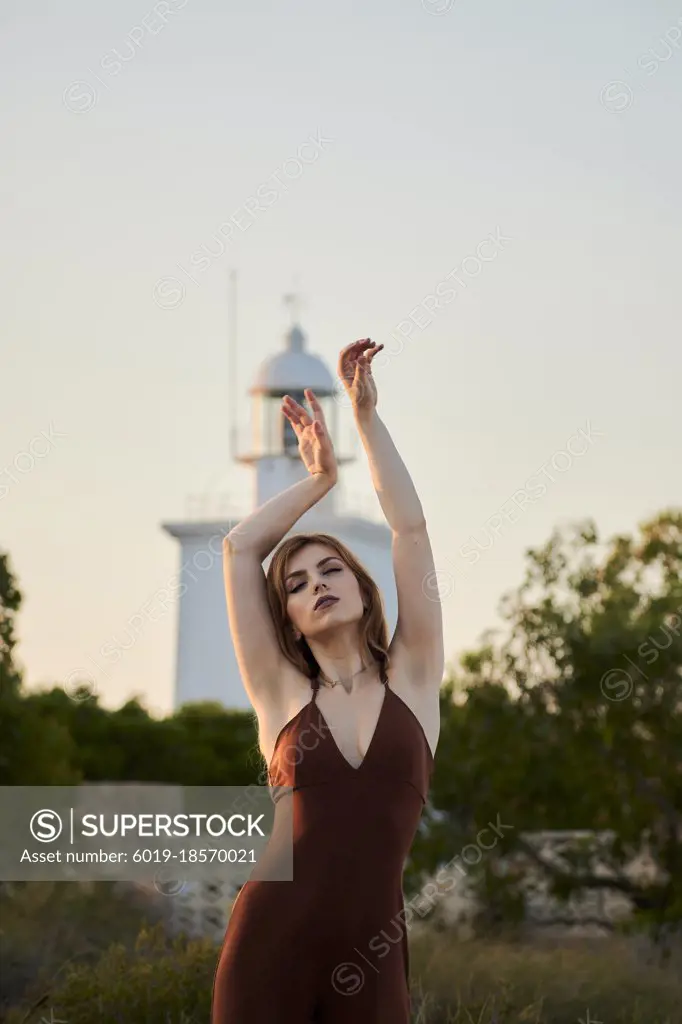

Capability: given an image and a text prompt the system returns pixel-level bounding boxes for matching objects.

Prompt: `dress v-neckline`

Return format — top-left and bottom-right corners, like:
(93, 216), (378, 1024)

(314, 684), (389, 772)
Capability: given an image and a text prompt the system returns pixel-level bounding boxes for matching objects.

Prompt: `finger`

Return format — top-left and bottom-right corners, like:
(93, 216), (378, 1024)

(364, 343), (384, 367)
(282, 411), (304, 439)
(341, 339), (369, 357)
(282, 395), (311, 426)
(281, 408), (302, 437)
(338, 343), (359, 376)
(282, 402), (305, 429)
(348, 339), (372, 360)
(314, 419), (333, 448)
(283, 394), (309, 415)
(304, 388), (322, 411)
(304, 389), (328, 426)
(338, 338), (372, 369)
(341, 343), (369, 378)
(313, 420), (330, 448)
(281, 403), (304, 431)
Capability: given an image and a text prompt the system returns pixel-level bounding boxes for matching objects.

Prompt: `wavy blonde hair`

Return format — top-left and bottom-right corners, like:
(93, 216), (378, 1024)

(265, 532), (390, 685)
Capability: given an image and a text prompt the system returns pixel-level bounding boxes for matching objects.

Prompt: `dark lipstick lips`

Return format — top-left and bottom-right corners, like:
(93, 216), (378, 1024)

(314, 595), (339, 610)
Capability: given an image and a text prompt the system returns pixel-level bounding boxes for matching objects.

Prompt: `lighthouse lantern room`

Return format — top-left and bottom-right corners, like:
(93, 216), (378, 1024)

(237, 321), (351, 509)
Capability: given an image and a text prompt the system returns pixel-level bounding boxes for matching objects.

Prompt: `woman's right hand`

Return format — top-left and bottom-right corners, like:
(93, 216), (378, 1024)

(281, 389), (338, 485)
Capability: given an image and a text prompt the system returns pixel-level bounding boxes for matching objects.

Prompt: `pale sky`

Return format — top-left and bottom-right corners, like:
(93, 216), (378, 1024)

(2, 0), (681, 716)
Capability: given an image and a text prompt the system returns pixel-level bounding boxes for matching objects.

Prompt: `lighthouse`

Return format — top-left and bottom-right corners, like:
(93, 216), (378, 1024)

(162, 310), (396, 710)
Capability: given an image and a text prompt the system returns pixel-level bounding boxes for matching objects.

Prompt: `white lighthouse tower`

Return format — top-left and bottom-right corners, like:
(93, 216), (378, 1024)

(162, 309), (396, 710)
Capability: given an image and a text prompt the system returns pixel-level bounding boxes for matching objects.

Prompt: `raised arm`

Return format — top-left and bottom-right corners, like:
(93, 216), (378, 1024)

(223, 389), (337, 707)
(338, 339), (444, 689)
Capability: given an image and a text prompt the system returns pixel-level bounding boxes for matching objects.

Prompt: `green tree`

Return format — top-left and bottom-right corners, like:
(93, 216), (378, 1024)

(22, 689), (259, 785)
(0, 552), (77, 785)
(0, 550), (22, 698)
(412, 509), (682, 944)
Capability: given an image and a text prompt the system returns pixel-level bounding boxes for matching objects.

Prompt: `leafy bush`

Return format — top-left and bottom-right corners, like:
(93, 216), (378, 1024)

(4, 925), (215, 1024)
(0, 881), (169, 1019)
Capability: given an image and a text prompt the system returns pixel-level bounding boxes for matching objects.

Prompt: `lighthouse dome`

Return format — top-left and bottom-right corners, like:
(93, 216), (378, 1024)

(250, 324), (334, 395)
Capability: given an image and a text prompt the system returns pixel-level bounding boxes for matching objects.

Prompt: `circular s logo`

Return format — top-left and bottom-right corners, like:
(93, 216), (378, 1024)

(422, 568), (455, 601)
(153, 276), (185, 310)
(422, 0), (455, 13)
(30, 809), (63, 842)
(63, 81), (98, 114)
(154, 869), (186, 897)
(599, 668), (634, 702)
(600, 81), (634, 113)
(331, 962), (365, 995)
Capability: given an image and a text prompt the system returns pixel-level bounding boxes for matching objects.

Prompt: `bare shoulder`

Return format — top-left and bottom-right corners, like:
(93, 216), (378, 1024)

(387, 639), (441, 757)
(251, 661), (316, 766)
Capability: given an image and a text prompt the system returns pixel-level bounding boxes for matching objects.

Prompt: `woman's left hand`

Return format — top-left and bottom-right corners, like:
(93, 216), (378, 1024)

(337, 338), (384, 420)
(281, 389), (338, 485)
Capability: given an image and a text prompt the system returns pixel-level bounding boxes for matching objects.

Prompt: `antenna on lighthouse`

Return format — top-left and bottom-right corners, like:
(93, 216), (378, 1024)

(283, 274), (304, 327)
(228, 268), (238, 462)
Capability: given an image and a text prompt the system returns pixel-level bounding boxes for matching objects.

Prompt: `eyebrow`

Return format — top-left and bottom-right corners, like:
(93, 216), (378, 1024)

(284, 556), (342, 584)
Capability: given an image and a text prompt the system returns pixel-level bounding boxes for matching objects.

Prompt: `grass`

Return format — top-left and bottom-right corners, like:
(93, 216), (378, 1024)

(2, 883), (681, 1023)
(409, 931), (681, 1022)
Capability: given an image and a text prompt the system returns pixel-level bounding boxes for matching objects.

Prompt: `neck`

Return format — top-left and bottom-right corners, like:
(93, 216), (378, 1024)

(307, 627), (369, 691)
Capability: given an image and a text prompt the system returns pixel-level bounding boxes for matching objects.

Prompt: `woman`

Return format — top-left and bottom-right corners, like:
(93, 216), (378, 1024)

(211, 338), (444, 1023)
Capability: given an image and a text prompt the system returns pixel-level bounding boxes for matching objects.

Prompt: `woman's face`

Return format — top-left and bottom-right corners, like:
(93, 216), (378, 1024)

(283, 543), (365, 641)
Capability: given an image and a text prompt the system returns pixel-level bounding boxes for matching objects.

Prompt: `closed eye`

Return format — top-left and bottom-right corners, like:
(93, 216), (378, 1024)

(288, 565), (342, 594)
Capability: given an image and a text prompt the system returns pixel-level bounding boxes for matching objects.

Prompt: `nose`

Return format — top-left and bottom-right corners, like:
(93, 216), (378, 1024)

(313, 579), (328, 593)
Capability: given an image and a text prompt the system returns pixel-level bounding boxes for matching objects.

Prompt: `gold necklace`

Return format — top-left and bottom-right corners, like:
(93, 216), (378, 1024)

(317, 663), (371, 689)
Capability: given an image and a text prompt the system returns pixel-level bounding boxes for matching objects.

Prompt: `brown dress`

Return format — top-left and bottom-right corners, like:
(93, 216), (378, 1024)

(211, 677), (434, 1022)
